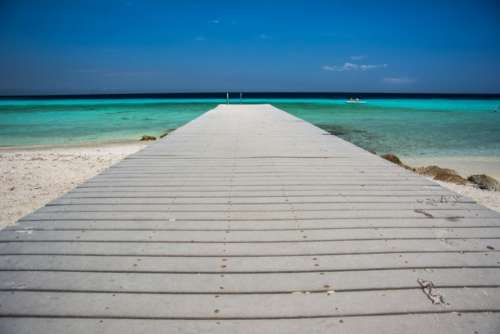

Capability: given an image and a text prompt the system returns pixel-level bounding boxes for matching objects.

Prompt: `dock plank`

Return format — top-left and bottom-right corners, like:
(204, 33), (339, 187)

(2, 288), (500, 318)
(0, 252), (498, 272)
(2, 314), (499, 334)
(2, 268), (499, 293)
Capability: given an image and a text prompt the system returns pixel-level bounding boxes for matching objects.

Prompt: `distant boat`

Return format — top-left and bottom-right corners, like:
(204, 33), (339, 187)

(346, 97), (366, 104)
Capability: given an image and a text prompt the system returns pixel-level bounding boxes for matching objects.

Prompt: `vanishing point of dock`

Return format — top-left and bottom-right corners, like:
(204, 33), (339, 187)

(1, 104), (499, 333)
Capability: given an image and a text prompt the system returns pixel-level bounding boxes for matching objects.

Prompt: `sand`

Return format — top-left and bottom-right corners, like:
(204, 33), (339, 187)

(431, 179), (500, 213)
(402, 155), (500, 212)
(403, 155), (500, 180)
(0, 142), (147, 228)
(1, 144), (499, 229)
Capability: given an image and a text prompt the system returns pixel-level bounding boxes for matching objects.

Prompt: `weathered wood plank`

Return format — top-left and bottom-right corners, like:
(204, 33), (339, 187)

(0, 252), (498, 272)
(9, 218), (500, 230)
(1, 313), (498, 334)
(50, 195), (474, 205)
(1, 239), (498, 256)
(37, 202), (484, 213)
(65, 190), (458, 197)
(21, 209), (500, 221)
(1, 268), (499, 293)
(1, 288), (500, 318)
(2, 227), (500, 242)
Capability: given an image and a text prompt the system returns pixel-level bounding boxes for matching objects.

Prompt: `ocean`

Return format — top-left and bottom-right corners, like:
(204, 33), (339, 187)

(1, 97), (499, 158)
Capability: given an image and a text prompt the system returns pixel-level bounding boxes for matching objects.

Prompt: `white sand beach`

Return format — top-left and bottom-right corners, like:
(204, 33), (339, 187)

(0, 142), (147, 228)
(1, 143), (500, 229)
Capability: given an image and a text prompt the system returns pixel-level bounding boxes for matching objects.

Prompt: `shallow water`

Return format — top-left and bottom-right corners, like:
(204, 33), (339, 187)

(0, 99), (217, 146)
(0, 98), (499, 158)
(276, 99), (500, 157)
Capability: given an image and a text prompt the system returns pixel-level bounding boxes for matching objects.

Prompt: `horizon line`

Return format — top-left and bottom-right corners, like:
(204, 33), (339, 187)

(1, 91), (500, 99)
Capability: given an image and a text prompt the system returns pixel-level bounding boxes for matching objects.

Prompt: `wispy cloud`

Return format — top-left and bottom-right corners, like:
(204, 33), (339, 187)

(382, 77), (415, 84)
(195, 35), (206, 41)
(322, 63), (357, 71)
(210, 19), (220, 24)
(322, 62), (387, 72)
(258, 33), (271, 40)
(359, 64), (387, 70)
(350, 55), (365, 60)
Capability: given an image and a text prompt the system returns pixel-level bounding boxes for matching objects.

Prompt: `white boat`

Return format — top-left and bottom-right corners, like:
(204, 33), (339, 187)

(346, 98), (366, 104)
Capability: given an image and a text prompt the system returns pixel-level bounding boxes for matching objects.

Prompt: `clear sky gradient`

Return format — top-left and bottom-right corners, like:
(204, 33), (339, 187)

(1, 0), (499, 95)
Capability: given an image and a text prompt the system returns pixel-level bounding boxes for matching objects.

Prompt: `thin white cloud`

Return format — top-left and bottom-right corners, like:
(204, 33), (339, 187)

(383, 77), (415, 84)
(322, 62), (358, 71)
(195, 36), (206, 41)
(359, 64), (387, 70)
(322, 62), (387, 72)
(259, 33), (271, 40)
(210, 19), (220, 24)
(350, 55), (365, 60)
(322, 65), (337, 71)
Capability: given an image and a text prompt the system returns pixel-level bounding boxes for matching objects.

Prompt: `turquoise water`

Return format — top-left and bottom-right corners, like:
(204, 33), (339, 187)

(0, 98), (499, 157)
(0, 99), (219, 146)
(276, 99), (500, 157)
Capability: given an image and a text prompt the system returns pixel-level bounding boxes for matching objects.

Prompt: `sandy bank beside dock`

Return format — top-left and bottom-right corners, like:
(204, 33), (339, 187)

(402, 155), (500, 212)
(0, 142), (147, 228)
(403, 155), (500, 180)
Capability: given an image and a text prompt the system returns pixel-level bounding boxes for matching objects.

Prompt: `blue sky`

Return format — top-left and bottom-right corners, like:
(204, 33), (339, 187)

(0, 0), (499, 95)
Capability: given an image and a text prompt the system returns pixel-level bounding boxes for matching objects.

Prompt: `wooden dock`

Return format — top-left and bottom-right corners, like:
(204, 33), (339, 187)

(1, 104), (500, 333)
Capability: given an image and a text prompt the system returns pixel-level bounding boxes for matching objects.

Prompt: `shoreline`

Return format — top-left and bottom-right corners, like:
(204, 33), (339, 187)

(0, 138), (146, 152)
(1, 141), (499, 228)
